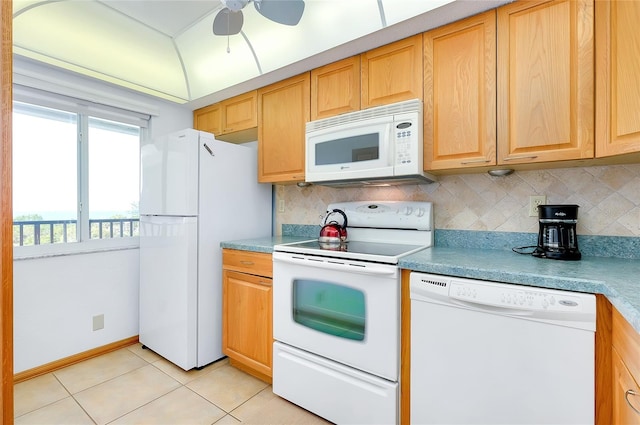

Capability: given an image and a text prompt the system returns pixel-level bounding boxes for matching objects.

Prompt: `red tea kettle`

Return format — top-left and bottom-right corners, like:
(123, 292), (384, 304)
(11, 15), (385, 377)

(319, 209), (348, 244)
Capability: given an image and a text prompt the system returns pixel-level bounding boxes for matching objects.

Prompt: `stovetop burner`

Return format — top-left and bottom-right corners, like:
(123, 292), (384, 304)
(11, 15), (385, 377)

(274, 201), (434, 264)
(281, 239), (426, 258)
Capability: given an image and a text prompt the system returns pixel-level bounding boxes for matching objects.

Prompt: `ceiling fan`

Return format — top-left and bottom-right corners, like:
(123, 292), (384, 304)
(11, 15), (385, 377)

(213, 0), (306, 36)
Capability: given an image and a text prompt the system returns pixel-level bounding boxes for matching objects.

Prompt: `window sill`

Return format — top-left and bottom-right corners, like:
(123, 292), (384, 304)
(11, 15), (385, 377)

(13, 237), (139, 261)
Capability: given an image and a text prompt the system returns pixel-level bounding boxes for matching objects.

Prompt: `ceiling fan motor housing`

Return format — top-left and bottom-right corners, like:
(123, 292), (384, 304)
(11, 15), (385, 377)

(221, 0), (250, 12)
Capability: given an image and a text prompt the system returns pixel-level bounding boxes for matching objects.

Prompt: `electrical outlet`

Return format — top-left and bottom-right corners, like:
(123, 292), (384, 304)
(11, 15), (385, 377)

(529, 195), (547, 217)
(278, 199), (285, 213)
(93, 314), (104, 331)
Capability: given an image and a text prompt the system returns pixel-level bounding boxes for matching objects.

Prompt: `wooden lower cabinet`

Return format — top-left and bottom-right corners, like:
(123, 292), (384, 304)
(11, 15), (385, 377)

(222, 250), (273, 382)
(596, 295), (640, 425)
(612, 306), (640, 424)
(612, 348), (640, 424)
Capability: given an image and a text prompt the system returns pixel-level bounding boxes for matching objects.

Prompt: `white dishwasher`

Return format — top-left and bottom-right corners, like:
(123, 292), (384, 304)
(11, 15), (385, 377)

(410, 272), (596, 425)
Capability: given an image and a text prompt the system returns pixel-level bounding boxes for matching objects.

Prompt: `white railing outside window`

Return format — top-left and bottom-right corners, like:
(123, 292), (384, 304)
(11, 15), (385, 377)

(12, 89), (147, 257)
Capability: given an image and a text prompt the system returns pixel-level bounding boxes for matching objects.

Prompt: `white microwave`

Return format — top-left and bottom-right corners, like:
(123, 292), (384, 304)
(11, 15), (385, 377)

(305, 99), (435, 187)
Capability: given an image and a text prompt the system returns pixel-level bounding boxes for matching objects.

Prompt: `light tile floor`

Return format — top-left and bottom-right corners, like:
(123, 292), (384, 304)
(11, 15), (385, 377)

(14, 343), (332, 425)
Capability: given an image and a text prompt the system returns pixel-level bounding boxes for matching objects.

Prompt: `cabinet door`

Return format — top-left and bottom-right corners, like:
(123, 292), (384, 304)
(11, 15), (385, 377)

(612, 307), (640, 425)
(193, 104), (222, 136)
(221, 90), (257, 134)
(424, 10), (496, 171)
(258, 73), (310, 183)
(497, 0), (594, 164)
(361, 34), (423, 109)
(222, 270), (273, 378)
(612, 348), (640, 425)
(595, 0), (640, 157)
(311, 56), (360, 120)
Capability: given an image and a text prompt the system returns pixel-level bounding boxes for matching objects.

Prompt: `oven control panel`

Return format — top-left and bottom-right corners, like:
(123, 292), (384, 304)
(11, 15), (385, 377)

(328, 201), (433, 231)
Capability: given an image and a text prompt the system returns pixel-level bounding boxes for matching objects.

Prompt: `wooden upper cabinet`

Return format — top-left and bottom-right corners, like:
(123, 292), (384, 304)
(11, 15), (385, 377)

(221, 90), (257, 134)
(258, 73), (310, 183)
(361, 34), (423, 109)
(595, 0), (640, 158)
(193, 103), (222, 136)
(311, 56), (361, 120)
(497, 0), (594, 165)
(193, 91), (257, 143)
(424, 10), (497, 171)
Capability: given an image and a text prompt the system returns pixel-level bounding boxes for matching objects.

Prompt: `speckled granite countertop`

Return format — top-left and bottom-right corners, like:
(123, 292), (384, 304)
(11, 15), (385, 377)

(220, 235), (640, 334)
(220, 235), (313, 254)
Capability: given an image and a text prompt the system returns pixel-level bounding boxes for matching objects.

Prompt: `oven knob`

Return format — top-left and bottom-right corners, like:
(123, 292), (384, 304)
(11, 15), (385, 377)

(415, 208), (425, 217)
(404, 207), (413, 215)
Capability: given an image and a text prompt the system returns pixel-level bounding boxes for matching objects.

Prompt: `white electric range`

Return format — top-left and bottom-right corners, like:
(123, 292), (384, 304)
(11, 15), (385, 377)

(272, 201), (433, 425)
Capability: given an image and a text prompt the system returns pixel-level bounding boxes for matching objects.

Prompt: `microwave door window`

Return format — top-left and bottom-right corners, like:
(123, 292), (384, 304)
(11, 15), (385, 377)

(315, 133), (379, 166)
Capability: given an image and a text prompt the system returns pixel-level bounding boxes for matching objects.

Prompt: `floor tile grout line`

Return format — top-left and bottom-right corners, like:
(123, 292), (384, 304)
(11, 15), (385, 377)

(56, 359), (153, 397)
(68, 393), (99, 425)
(103, 385), (189, 425)
(13, 372), (76, 420)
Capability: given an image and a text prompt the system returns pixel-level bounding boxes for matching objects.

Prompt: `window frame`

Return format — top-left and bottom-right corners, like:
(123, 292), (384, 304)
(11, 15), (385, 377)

(12, 86), (149, 259)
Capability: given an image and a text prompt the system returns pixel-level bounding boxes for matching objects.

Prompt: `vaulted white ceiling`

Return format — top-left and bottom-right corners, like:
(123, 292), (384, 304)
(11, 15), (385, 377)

(13, 0), (509, 108)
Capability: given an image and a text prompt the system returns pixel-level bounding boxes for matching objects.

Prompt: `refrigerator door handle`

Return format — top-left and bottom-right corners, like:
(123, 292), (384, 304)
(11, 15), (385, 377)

(203, 143), (214, 156)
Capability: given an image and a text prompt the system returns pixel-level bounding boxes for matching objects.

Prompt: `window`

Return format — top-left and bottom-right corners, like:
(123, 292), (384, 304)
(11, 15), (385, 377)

(12, 88), (148, 255)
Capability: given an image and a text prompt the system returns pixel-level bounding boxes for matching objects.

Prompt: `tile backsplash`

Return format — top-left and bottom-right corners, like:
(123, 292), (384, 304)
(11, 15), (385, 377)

(275, 164), (640, 237)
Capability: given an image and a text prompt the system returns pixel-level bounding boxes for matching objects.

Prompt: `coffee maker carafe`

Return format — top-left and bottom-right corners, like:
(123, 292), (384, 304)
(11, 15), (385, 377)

(533, 204), (581, 261)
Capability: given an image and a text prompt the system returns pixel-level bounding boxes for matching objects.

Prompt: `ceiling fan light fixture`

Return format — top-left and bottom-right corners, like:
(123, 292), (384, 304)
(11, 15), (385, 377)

(220, 0), (250, 13)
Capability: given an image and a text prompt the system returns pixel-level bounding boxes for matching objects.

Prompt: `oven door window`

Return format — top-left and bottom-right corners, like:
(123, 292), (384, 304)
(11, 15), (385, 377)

(292, 279), (365, 341)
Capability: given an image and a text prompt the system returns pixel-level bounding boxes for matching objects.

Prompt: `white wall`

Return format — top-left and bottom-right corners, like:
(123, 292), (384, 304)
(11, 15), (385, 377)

(13, 58), (192, 373)
(14, 249), (139, 372)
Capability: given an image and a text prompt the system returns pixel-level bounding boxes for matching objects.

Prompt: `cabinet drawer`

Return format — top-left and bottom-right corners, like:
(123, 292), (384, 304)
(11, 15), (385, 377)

(222, 249), (272, 278)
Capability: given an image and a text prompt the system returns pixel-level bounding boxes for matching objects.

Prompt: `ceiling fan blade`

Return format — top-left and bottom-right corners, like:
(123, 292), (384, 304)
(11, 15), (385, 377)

(254, 0), (305, 26)
(213, 8), (244, 35)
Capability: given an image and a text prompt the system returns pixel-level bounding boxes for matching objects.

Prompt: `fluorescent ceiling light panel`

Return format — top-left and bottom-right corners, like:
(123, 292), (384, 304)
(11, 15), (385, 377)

(12, 0), (477, 104)
(14, 1), (189, 101)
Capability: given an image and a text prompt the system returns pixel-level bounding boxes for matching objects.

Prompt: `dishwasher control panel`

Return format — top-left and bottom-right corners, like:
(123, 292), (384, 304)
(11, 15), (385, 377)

(410, 272), (594, 315)
(448, 281), (583, 312)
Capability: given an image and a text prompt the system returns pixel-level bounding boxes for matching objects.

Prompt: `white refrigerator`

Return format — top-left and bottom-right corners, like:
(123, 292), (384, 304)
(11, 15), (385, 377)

(139, 129), (272, 370)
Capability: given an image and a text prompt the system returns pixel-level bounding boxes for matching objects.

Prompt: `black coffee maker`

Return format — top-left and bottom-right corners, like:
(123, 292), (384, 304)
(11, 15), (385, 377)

(533, 204), (581, 261)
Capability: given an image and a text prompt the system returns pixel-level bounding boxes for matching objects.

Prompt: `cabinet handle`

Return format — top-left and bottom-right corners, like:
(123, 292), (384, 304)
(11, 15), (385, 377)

(460, 159), (491, 165)
(240, 261), (255, 266)
(626, 389), (640, 415)
(502, 155), (539, 161)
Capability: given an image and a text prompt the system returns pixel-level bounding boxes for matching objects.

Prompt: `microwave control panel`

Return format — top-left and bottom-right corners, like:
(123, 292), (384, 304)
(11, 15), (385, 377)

(393, 113), (421, 167)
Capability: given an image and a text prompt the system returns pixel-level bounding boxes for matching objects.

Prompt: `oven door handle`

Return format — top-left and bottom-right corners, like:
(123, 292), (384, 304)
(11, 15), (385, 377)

(273, 254), (398, 276)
